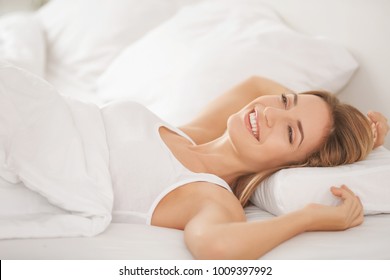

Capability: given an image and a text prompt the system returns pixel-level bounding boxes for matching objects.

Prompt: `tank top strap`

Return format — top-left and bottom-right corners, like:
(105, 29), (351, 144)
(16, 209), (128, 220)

(158, 120), (196, 145)
(187, 172), (232, 192)
(156, 121), (232, 192)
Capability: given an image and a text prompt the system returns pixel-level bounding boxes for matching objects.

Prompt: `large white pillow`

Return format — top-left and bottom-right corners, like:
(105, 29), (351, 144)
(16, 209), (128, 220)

(97, 0), (358, 125)
(250, 147), (390, 216)
(36, 0), (197, 93)
(0, 12), (46, 77)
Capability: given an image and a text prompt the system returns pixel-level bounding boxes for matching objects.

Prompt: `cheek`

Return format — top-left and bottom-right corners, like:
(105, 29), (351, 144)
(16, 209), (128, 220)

(261, 128), (287, 150)
(260, 136), (298, 165)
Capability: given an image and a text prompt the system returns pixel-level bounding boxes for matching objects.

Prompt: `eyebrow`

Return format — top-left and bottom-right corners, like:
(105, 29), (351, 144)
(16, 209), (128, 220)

(297, 120), (304, 147)
(292, 92), (298, 106)
(291, 93), (304, 147)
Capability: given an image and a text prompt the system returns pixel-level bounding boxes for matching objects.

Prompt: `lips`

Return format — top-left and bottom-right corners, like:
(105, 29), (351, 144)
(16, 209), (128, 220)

(248, 109), (260, 141)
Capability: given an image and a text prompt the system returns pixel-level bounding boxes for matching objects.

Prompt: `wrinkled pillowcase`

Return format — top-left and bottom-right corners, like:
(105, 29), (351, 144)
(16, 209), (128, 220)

(250, 147), (390, 216)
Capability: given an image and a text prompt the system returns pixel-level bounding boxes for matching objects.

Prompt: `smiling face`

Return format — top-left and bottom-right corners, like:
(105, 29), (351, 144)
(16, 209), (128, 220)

(226, 93), (332, 171)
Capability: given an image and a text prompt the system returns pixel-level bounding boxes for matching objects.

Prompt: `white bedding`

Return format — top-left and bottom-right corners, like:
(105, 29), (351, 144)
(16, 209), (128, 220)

(1, 206), (389, 260)
(1, 0), (389, 260)
(0, 64), (113, 239)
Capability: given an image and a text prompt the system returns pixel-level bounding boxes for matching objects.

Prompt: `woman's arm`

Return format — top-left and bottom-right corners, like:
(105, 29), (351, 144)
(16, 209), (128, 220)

(180, 76), (291, 144)
(185, 203), (310, 260)
(184, 185), (363, 260)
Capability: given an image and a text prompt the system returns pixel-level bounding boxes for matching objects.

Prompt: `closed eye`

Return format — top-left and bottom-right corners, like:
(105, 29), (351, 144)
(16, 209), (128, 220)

(288, 125), (294, 144)
(281, 93), (288, 108)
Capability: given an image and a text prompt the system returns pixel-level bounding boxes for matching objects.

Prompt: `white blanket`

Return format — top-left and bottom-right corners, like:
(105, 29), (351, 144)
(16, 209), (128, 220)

(0, 64), (113, 239)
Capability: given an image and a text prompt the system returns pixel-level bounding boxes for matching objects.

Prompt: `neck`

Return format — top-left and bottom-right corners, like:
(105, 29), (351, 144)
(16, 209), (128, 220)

(189, 135), (253, 185)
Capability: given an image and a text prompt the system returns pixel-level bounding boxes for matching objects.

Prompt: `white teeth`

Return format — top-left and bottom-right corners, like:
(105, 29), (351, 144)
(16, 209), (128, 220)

(249, 112), (258, 139)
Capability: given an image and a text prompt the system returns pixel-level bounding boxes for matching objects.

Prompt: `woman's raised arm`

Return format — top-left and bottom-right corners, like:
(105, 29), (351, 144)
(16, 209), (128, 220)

(180, 76), (291, 144)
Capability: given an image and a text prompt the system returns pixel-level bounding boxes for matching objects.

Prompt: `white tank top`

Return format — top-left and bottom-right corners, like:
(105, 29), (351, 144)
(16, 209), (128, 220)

(101, 101), (232, 225)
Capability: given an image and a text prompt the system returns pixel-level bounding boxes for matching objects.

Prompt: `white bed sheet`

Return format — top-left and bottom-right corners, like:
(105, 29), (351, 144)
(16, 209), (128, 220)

(1, 206), (389, 260)
(245, 207), (390, 260)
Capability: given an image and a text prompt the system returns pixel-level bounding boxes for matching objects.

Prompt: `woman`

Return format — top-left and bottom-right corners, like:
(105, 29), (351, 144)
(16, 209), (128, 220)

(1, 67), (388, 258)
(102, 75), (389, 259)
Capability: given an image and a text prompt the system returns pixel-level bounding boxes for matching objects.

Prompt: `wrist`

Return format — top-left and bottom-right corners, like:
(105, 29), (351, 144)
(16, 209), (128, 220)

(281, 207), (315, 233)
(299, 205), (317, 232)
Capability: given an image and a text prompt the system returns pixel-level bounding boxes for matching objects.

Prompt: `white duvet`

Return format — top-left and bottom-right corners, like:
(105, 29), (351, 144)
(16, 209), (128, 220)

(0, 64), (113, 239)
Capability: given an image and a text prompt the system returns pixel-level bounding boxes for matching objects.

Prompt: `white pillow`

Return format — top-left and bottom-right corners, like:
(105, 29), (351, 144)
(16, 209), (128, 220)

(36, 0), (195, 92)
(0, 12), (46, 77)
(97, 0), (358, 125)
(250, 147), (390, 216)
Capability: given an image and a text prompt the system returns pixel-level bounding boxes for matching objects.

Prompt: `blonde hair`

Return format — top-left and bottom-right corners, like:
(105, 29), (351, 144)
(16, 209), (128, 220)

(233, 90), (374, 207)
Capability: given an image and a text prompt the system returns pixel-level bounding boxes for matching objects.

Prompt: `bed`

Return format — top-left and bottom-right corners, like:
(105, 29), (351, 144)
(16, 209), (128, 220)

(0, 0), (389, 260)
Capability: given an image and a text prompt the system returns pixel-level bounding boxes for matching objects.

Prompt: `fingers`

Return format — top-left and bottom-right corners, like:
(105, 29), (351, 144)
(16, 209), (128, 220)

(353, 197), (363, 222)
(353, 196), (364, 227)
(331, 185), (364, 229)
(347, 193), (364, 228)
(368, 111), (387, 123)
(367, 111), (386, 124)
(367, 111), (389, 148)
(341, 185), (355, 195)
(330, 185), (354, 199)
(367, 111), (379, 122)
(330, 186), (342, 197)
(371, 122), (378, 145)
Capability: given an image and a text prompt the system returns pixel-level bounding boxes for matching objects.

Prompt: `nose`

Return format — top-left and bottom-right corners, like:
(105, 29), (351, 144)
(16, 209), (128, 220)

(263, 106), (284, 128)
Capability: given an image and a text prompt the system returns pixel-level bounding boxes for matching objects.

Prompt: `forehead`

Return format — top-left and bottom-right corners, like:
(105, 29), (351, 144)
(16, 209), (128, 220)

(296, 94), (330, 118)
(295, 94), (332, 150)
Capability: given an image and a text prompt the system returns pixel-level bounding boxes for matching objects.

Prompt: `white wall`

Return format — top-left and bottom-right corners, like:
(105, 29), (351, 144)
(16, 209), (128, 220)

(261, 0), (390, 148)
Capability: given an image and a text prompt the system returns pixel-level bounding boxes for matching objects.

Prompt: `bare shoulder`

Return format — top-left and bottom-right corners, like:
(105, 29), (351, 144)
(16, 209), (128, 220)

(151, 181), (246, 230)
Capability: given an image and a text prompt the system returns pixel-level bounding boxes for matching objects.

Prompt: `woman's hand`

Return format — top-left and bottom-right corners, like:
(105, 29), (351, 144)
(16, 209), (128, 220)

(304, 185), (364, 232)
(367, 111), (389, 148)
